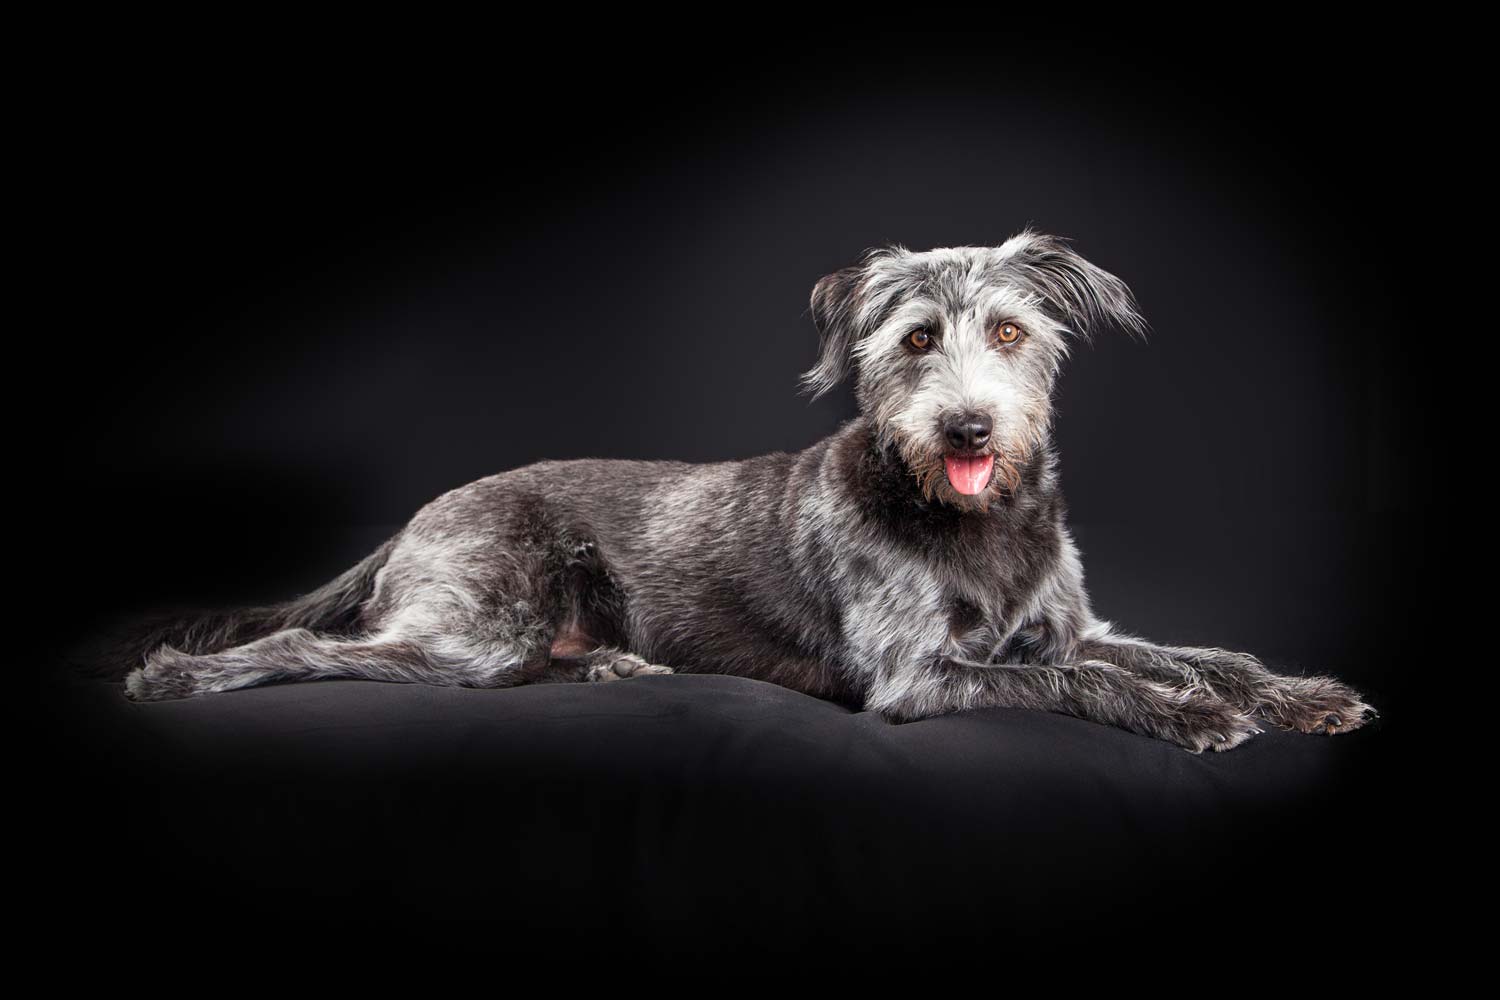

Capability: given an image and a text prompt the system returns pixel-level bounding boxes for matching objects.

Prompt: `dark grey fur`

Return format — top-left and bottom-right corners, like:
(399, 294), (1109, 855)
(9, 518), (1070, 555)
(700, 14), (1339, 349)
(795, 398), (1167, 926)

(119, 229), (1375, 752)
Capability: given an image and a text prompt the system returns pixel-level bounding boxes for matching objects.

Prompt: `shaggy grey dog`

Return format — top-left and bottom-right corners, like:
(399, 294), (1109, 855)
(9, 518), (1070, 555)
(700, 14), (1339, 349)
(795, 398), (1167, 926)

(121, 229), (1375, 752)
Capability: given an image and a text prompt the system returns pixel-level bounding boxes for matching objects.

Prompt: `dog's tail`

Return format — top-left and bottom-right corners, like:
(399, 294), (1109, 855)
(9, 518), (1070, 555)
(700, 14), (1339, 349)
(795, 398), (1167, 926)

(77, 537), (399, 681)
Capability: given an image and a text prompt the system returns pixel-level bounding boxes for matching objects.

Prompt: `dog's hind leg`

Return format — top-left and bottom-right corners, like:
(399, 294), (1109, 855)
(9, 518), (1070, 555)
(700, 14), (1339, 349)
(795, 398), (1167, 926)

(123, 626), (529, 702)
(1073, 626), (1377, 735)
(122, 607), (670, 701)
(119, 483), (675, 701)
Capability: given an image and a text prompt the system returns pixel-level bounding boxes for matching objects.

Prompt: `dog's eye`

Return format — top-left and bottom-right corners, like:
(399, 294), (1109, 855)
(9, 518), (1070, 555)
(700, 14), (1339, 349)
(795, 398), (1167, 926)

(993, 321), (1024, 346)
(908, 328), (933, 351)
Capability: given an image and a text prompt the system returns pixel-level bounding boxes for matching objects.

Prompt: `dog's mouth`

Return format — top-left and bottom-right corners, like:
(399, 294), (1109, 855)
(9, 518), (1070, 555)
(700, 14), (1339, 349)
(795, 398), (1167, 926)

(943, 454), (994, 496)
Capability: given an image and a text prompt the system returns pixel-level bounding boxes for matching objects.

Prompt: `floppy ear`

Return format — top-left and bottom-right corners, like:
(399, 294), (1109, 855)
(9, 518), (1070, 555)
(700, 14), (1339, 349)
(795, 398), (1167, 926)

(1005, 230), (1149, 340)
(800, 264), (867, 399)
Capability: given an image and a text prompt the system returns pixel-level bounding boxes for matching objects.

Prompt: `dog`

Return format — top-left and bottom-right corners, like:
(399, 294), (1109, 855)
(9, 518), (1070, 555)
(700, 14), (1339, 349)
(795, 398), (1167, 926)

(119, 229), (1375, 752)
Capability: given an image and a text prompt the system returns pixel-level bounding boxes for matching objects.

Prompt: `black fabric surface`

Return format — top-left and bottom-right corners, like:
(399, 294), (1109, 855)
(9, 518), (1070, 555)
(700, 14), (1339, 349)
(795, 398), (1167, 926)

(44, 669), (1396, 962)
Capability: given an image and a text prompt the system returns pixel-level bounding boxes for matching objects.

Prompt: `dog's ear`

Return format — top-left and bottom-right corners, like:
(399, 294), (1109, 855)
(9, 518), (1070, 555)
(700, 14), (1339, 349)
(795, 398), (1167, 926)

(801, 264), (867, 399)
(1004, 230), (1149, 340)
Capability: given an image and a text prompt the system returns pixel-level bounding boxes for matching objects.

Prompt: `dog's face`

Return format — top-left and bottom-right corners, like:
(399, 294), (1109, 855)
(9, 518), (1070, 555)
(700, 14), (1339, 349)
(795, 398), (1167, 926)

(804, 230), (1147, 510)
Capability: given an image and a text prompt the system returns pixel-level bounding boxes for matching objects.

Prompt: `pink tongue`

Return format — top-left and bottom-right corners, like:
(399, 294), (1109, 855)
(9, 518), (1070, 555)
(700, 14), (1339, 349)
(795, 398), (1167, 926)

(944, 454), (995, 495)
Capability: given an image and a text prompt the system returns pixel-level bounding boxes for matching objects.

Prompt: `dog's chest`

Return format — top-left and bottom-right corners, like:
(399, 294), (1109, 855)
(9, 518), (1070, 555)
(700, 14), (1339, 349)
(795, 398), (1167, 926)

(834, 546), (1016, 663)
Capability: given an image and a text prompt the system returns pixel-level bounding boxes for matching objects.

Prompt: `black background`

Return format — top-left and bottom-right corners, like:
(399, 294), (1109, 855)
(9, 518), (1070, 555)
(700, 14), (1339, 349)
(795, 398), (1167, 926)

(37, 19), (1454, 971)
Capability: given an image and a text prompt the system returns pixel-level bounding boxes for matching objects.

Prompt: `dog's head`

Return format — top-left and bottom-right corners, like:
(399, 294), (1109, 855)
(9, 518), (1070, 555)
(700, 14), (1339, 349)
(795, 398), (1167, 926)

(803, 230), (1147, 510)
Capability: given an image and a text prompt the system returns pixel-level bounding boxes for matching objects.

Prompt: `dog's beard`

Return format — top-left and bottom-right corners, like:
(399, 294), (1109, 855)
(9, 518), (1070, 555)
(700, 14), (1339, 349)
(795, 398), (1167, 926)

(889, 433), (1032, 514)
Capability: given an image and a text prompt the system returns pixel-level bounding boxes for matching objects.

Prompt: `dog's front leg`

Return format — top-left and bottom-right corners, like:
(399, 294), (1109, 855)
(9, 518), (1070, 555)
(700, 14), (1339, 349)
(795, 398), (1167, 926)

(868, 656), (1261, 753)
(1074, 630), (1377, 736)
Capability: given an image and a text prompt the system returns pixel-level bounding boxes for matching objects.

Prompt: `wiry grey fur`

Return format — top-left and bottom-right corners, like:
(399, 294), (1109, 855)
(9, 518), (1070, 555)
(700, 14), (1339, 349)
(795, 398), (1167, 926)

(118, 229), (1376, 752)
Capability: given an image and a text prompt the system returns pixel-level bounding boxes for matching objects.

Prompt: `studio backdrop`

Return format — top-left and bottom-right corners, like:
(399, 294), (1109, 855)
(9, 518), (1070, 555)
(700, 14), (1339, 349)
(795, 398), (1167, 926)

(36, 25), (1441, 955)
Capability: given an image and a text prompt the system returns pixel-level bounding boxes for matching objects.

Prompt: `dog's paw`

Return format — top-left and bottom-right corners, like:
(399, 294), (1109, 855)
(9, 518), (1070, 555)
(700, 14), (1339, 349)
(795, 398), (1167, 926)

(1257, 675), (1377, 735)
(1153, 685), (1263, 754)
(1159, 648), (1377, 738)
(585, 652), (674, 682)
(123, 648), (201, 702)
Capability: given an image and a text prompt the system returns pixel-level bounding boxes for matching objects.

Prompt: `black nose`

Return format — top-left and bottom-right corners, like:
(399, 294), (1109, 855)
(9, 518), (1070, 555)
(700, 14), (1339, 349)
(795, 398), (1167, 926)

(944, 414), (992, 451)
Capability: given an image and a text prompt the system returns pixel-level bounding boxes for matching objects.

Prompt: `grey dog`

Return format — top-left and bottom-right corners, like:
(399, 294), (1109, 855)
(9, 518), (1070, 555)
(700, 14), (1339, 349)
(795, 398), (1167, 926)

(120, 229), (1375, 752)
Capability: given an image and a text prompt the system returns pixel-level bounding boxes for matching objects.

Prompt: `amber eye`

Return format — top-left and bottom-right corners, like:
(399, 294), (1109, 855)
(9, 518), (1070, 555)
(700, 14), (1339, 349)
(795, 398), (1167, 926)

(908, 328), (933, 350)
(994, 321), (1024, 345)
